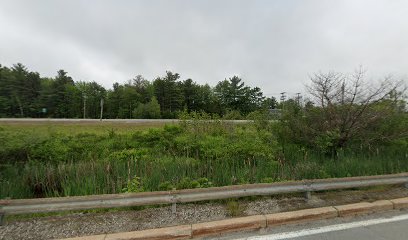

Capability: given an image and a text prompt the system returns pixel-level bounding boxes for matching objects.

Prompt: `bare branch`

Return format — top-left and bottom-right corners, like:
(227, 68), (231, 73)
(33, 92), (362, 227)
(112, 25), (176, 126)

(304, 68), (407, 151)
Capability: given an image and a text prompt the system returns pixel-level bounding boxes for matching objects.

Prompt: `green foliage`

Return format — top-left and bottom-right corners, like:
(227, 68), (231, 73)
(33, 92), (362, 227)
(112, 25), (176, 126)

(0, 120), (283, 198)
(261, 177), (274, 183)
(176, 177), (194, 190)
(174, 177), (212, 190)
(222, 110), (244, 120)
(197, 177), (213, 188)
(158, 181), (174, 191)
(133, 96), (161, 119)
(315, 130), (341, 155)
(1, 63), (274, 119)
(279, 70), (408, 156)
(122, 176), (144, 193)
(153, 71), (183, 118)
(0, 122), (407, 199)
(108, 148), (149, 162)
(3, 112), (405, 200)
(214, 76), (265, 115)
(1, 63), (407, 201)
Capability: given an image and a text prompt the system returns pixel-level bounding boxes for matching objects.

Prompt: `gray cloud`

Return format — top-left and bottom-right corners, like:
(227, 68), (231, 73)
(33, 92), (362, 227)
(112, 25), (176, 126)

(1, 0), (407, 99)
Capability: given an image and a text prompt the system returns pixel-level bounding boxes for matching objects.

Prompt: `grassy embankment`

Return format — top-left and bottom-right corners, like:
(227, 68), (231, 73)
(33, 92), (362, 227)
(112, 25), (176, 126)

(0, 118), (407, 199)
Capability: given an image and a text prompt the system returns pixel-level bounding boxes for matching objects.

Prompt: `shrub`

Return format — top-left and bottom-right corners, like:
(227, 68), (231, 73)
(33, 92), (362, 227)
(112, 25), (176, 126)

(158, 181), (174, 191)
(223, 110), (243, 120)
(122, 176), (144, 193)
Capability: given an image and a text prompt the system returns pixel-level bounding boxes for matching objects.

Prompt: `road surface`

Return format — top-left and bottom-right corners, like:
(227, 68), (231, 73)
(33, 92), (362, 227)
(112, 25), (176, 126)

(219, 209), (408, 240)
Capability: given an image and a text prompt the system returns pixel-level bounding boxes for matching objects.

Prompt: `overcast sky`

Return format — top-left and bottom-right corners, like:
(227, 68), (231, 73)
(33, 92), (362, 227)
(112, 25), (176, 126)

(0, 0), (407, 99)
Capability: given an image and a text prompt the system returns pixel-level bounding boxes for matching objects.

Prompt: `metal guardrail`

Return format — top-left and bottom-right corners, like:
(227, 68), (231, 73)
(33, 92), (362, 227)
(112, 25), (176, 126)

(1, 173), (408, 223)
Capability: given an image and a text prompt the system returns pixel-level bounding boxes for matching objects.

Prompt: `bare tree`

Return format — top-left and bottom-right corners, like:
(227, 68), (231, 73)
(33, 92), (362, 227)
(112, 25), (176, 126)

(296, 67), (407, 154)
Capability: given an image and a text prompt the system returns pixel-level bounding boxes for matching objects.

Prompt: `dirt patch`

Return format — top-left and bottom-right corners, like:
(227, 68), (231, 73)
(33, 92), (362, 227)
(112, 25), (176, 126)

(1, 185), (408, 240)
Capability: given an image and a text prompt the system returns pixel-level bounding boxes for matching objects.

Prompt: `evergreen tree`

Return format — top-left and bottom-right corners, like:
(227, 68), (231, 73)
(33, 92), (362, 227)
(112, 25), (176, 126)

(133, 96), (161, 119)
(215, 76), (265, 115)
(153, 71), (183, 118)
(50, 70), (75, 117)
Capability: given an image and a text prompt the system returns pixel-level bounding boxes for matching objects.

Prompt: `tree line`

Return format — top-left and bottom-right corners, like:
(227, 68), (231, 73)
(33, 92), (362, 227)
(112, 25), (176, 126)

(0, 63), (278, 119)
(0, 63), (407, 155)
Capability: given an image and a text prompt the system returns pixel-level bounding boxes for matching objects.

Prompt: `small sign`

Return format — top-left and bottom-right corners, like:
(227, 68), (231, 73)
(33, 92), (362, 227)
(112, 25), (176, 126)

(42, 108), (47, 113)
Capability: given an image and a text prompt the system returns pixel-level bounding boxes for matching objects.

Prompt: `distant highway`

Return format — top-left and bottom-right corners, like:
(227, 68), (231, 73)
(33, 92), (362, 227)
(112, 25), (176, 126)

(0, 118), (252, 124)
(0, 118), (179, 123)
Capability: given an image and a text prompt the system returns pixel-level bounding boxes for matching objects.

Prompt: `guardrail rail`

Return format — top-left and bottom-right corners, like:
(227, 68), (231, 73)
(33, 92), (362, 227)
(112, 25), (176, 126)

(1, 173), (408, 224)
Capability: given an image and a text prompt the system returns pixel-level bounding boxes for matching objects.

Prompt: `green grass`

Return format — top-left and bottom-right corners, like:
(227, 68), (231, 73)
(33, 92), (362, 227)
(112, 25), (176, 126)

(0, 121), (167, 134)
(0, 119), (407, 199)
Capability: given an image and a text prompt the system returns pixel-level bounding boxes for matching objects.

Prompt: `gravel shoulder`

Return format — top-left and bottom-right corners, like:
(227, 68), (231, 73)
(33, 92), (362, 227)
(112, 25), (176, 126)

(1, 185), (408, 240)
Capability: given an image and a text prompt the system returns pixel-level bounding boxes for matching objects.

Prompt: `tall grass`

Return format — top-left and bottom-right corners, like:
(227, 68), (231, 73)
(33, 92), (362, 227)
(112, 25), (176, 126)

(0, 117), (407, 199)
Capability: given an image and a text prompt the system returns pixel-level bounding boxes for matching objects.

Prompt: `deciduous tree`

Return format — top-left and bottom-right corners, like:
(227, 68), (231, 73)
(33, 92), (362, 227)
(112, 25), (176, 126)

(282, 68), (407, 155)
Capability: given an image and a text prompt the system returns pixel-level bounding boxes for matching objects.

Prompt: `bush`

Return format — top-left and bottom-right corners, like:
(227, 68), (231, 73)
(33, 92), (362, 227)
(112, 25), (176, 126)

(133, 97), (161, 119)
(223, 110), (243, 120)
(158, 181), (174, 191)
(122, 176), (144, 193)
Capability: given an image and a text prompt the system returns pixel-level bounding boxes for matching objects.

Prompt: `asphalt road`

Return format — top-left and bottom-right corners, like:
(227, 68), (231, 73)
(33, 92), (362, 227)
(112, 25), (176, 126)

(218, 209), (408, 240)
(279, 217), (408, 240)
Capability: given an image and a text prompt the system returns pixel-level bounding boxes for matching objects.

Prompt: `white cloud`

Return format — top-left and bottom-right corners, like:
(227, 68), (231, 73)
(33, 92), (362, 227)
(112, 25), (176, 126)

(0, 0), (407, 98)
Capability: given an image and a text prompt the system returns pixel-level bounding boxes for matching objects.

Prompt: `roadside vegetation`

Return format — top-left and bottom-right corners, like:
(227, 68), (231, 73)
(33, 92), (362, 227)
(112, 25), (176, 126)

(0, 67), (407, 199)
(1, 113), (407, 199)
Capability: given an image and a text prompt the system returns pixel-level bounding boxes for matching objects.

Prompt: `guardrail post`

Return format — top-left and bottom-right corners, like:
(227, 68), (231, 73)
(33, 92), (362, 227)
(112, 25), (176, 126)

(171, 188), (177, 215)
(303, 180), (312, 200)
(0, 211), (4, 226)
(304, 191), (312, 200)
(172, 202), (177, 214)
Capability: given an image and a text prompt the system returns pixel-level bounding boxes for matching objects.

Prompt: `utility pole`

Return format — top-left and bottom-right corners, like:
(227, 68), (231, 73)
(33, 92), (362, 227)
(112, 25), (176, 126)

(296, 93), (301, 106)
(100, 98), (104, 121)
(280, 92), (286, 110)
(83, 94), (87, 119)
(280, 92), (286, 102)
